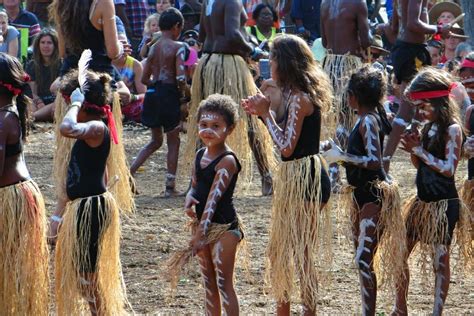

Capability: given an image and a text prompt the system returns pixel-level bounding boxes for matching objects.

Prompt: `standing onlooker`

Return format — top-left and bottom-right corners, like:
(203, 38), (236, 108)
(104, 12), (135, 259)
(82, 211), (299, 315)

(4, 0), (40, 46)
(114, 0), (150, 53)
(180, 0), (201, 32)
(291, 0), (321, 45)
(156, 0), (173, 13)
(0, 11), (19, 57)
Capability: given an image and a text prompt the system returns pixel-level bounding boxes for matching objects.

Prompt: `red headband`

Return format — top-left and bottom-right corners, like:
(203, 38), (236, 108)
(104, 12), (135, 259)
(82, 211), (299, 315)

(0, 81), (21, 96)
(409, 83), (455, 101)
(62, 93), (71, 104)
(83, 101), (119, 144)
(461, 59), (474, 70)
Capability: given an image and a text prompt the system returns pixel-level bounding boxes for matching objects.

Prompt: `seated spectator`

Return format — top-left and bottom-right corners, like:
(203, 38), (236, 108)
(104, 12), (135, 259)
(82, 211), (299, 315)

(4, 0), (40, 46)
(114, 33), (147, 122)
(455, 42), (473, 63)
(426, 39), (443, 66)
(156, 0), (173, 14)
(246, 4), (280, 51)
(180, 1), (201, 32)
(0, 11), (19, 57)
(441, 24), (468, 63)
(138, 13), (160, 59)
(26, 28), (61, 122)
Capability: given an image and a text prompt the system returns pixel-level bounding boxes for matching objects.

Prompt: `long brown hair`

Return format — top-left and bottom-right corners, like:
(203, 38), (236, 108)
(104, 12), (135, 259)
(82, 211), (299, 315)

(49, 0), (93, 53)
(32, 29), (61, 94)
(406, 68), (461, 154)
(270, 34), (332, 113)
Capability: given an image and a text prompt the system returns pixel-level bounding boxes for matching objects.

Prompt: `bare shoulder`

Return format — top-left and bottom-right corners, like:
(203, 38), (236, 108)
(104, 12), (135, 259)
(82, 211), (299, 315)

(291, 91), (313, 115)
(215, 154), (238, 175)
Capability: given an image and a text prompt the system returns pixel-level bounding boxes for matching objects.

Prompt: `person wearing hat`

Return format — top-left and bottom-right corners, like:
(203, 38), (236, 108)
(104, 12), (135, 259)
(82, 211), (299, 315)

(383, 0), (453, 173)
(367, 35), (390, 62)
(180, 0), (201, 32)
(429, 1), (463, 27)
(441, 23), (469, 63)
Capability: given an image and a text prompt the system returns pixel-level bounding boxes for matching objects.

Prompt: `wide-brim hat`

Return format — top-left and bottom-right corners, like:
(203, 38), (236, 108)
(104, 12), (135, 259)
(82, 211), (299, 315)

(450, 23), (469, 40)
(429, 1), (463, 27)
(180, 3), (202, 17)
(369, 35), (390, 55)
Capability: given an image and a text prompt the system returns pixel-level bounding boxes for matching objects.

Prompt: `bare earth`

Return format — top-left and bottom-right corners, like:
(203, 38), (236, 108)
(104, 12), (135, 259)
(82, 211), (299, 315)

(28, 123), (473, 315)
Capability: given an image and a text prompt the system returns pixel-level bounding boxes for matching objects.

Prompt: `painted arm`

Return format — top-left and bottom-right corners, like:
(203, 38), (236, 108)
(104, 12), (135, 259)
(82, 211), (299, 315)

(411, 124), (462, 177)
(198, 156), (238, 236)
(175, 43), (187, 83)
(356, 1), (371, 49)
(260, 95), (308, 158)
(59, 89), (105, 140)
(323, 115), (382, 169)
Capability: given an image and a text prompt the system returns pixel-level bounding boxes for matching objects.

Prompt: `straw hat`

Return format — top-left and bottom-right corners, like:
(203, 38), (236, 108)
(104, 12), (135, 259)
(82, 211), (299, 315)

(450, 23), (469, 40)
(429, 1), (463, 27)
(370, 35), (390, 55)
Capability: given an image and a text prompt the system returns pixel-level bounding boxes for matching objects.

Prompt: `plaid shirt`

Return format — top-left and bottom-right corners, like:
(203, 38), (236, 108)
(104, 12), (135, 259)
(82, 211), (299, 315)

(115, 0), (150, 38)
(9, 9), (41, 45)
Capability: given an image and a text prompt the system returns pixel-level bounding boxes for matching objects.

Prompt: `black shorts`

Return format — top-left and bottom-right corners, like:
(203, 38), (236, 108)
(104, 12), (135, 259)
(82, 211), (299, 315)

(77, 195), (108, 273)
(141, 82), (181, 132)
(353, 182), (382, 208)
(304, 156), (331, 204)
(391, 40), (431, 84)
(407, 198), (460, 245)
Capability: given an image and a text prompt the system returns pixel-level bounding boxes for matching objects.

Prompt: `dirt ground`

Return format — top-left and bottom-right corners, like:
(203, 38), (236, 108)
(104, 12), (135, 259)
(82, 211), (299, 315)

(27, 122), (473, 315)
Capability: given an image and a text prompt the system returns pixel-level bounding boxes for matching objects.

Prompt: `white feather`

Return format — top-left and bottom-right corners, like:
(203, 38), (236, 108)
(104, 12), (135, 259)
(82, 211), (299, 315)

(78, 49), (92, 92)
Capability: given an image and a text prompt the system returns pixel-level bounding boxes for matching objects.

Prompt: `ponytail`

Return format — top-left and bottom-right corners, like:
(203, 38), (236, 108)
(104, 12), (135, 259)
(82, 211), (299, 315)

(16, 91), (30, 140)
(376, 102), (392, 135)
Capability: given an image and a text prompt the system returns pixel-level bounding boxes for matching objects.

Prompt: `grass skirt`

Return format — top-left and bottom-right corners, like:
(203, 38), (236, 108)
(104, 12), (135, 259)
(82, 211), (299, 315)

(266, 155), (332, 310)
(460, 179), (474, 246)
(182, 53), (276, 182)
(322, 53), (363, 141)
(53, 93), (75, 203)
(55, 192), (127, 315)
(165, 218), (247, 294)
(108, 93), (135, 213)
(403, 195), (473, 275)
(0, 180), (49, 315)
(339, 181), (406, 293)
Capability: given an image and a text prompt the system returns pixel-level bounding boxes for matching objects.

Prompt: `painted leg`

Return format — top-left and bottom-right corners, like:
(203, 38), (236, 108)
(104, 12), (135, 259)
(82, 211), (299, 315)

(211, 232), (240, 315)
(433, 245), (450, 316)
(130, 128), (163, 175)
(392, 238), (417, 316)
(197, 245), (221, 316)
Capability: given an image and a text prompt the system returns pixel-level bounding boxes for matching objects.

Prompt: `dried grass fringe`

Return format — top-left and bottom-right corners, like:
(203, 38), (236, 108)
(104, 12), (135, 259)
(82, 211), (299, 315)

(0, 180), (49, 315)
(55, 192), (128, 315)
(165, 217), (249, 296)
(266, 155), (332, 311)
(460, 179), (474, 254)
(403, 195), (473, 278)
(322, 53), (363, 141)
(182, 53), (277, 183)
(108, 93), (135, 213)
(53, 93), (75, 202)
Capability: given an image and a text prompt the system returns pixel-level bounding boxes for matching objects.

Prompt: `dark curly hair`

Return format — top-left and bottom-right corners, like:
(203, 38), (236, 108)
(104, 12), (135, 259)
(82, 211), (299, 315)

(406, 68), (461, 155)
(0, 53), (31, 140)
(252, 4), (278, 23)
(197, 94), (239, 127)
(347, 65), (392, 134)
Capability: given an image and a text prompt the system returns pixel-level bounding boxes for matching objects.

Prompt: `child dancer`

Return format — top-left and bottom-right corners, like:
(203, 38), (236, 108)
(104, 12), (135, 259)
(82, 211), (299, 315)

(130, 8), (188, 196)
(395, 68), (472, 315)
(55, 64), (127, 314)
(174, 94), (243, 315)
(0, 53), (48, 315)
(242, 34), (332, 316)
(322, 65), (406, 315)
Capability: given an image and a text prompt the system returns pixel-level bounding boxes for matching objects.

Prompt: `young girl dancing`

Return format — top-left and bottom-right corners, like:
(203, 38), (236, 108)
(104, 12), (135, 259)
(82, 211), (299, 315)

(395, 68), (472, 315)
(322, 65), (406, 315)
(0, 53), (48, 315)
(242, 34), (332, 316)
(176, 93), (243, 315)
(55, 63), (127, 314)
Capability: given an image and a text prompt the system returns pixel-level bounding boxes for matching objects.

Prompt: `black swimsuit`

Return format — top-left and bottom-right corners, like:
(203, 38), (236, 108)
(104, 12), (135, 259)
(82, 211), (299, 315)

(346, 113), (387, 207)
(0, 108), (22, 157)
(281, 106), (331, 204)
(192, 148), (241, 231)
(66, 128), (111, 272)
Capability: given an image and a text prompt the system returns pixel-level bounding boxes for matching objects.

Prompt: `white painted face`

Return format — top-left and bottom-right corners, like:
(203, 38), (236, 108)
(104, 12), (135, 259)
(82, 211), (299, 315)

(198, 111), (229, 147)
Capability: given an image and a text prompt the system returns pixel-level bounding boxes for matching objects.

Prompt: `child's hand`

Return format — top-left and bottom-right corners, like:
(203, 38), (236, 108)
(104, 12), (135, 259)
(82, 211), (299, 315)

(185, 209), (196, 219)
(242, 94), (270, 116)
(190, 231), (206, 256)
(400, 132), (421, 153)
(184, 192), (199, 212)
(321, 139), (345, 164)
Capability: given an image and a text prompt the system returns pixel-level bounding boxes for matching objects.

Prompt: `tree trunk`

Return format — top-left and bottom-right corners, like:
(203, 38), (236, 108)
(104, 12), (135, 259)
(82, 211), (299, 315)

(460, 0), (473, 44)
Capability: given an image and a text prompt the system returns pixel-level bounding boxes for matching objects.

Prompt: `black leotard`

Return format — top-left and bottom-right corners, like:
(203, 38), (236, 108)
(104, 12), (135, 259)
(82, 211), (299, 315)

(66, 128), (110, 200)
(280, 104), (330, 203)
(346, 113), (387, 206)
(0, 107), (22, 157)
(468, 110), (474, 180)
(192, 148), (241, 230)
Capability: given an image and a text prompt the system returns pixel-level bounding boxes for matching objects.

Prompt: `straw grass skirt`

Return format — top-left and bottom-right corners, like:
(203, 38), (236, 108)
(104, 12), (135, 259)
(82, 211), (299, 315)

(338, 181), (406, 293)
(0, 180), (48, 315)
(460, 179), (474, 244)
(322, 53), (363, 141)
(183, 53), (276, 181)
(55, 192), (127, 315)
(403, 195), (473, 274)
(53, 93), (135, 213)
(266, 155), (332, 311)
